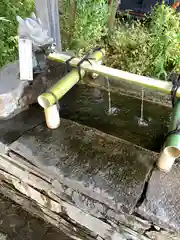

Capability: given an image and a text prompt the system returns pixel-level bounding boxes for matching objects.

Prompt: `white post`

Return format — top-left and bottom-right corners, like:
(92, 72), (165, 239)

(35, 0), (62, 52)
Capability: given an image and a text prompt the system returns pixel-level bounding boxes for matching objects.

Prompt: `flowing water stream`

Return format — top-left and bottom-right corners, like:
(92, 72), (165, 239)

(106, 77), (120, 116)
(61, 84), (170, 151)
(106, 78), (148, 128)
(138, 88), (148, 127)
(106, 77), (112, 114)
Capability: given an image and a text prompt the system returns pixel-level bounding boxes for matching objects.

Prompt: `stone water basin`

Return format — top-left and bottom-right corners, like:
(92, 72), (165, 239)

(0, 62), (179, 239)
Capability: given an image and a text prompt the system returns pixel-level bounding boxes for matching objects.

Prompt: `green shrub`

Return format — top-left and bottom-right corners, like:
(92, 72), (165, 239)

(61, 1), (180, 79)
(1, 0), (179, 81)
(61, 0), (109, 55)
(106, 2), (180, 79)
(150, 2), (180, 78)
(106, 20), (153, 76)
(0, 0), (34, 67)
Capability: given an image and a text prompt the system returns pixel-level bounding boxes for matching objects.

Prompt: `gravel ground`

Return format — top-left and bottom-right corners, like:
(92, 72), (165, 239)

(0, 194), (71, 240)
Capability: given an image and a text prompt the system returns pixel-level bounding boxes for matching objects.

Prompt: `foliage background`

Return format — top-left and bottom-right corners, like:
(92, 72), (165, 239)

(107, 4), (180, 79)
(0, 0), (34, 67)
(0, 0), (179, 80)
(60, 0), (109, 54)
(60, 1), (180, 79)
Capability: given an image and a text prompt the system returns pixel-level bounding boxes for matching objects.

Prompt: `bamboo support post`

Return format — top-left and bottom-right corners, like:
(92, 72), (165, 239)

(157, 100), (180, 172)
(38, 49), (105, 109)
(48, 52), (180, 98)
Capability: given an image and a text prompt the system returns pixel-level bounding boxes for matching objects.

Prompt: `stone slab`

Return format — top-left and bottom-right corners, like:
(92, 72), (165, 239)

(0, 61), (29, 119)
(0, 60), (66, 119)
(43, 228), (71, 240)
(0, 62), (21, 95)
(9, 118), (157, 213)
(0, 193), (71, 240)
(0, 205), (28, 238)
(137, 162), (180, 232)
(0, 105), (44, 146)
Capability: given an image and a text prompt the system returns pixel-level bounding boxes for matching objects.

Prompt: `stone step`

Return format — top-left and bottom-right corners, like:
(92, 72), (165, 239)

(0, 193), (71, 240)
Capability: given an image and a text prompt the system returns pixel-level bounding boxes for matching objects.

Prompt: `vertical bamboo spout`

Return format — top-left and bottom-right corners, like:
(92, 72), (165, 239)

(157, 100), (180, 172)
(44, 104), (60, 129)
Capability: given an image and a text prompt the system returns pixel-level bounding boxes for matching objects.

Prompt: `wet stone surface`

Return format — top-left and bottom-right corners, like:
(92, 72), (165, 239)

(0, 194), (71, 240)
(10, 117), (157, 213)
(0, 105), (44, 146)
(137, 162), (180, 232)
(0, 60), (177, 236)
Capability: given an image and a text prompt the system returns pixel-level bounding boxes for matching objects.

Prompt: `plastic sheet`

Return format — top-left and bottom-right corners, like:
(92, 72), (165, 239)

(35, 0), (61, 51)
(17, 13), (53, 51)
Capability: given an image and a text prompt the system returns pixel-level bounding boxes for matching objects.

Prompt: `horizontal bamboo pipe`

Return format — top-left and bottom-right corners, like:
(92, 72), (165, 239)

(38, 69), (84, 108)
(38, 49), (104, 108)
(48, 52), (180, 98)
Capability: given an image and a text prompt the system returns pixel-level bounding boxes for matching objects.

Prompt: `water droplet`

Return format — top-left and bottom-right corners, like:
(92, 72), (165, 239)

(106, 77), (112, 113)
(107, 107), (120, 116)
(138, 117), (148, 127)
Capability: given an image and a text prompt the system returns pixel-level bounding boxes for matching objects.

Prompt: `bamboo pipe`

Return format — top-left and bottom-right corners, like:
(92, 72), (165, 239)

(48, 52), (180, 98)
(38, 69), (84, 108)
(157, 100), (180, 172)
(44, 104), (60, 129)
(38, 49), (104, 108)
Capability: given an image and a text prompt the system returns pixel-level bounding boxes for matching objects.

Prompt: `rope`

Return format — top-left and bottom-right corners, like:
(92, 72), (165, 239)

(165, 119), (180, 141)
(46, 91), (60, 110)
(171, 75), (180, 108)
(65, 46), (103, 80)
(65, 56), (76, 72)
(76, 53), (95, 80)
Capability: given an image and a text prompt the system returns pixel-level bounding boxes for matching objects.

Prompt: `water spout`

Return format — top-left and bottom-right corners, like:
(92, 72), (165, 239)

(44, 104), (60, 129)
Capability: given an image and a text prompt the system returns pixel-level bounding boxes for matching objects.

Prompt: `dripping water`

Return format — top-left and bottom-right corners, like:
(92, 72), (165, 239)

(138, 87), (148, 126)
(106, 77), (120, 116)
(106, 77), (112, 113)
(140, 87), (144, 123)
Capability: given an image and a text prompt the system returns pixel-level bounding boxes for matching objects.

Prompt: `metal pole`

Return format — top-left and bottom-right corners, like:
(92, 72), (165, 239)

(35, 0), (62, 52)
